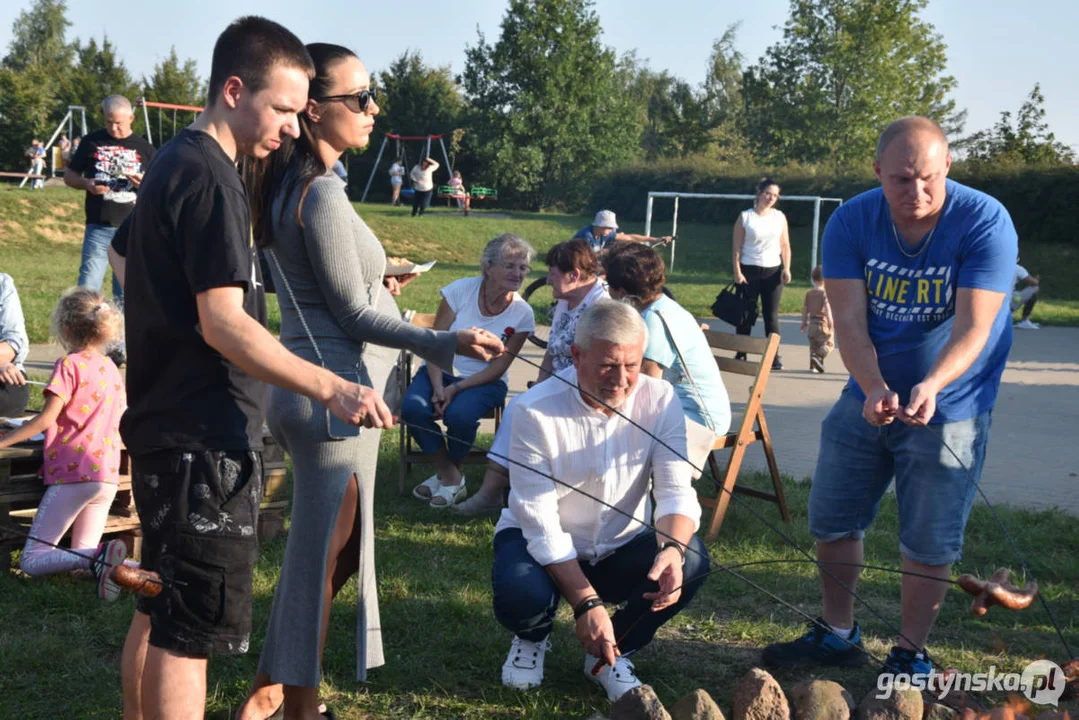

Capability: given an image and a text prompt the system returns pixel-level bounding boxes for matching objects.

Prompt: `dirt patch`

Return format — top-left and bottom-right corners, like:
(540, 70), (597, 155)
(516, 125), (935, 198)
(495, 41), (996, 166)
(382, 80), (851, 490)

(37, 225), (82, 244)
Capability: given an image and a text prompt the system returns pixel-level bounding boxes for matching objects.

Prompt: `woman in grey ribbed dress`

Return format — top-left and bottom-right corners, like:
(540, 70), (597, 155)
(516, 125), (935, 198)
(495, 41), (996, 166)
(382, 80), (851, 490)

(239, 44), (501, 720)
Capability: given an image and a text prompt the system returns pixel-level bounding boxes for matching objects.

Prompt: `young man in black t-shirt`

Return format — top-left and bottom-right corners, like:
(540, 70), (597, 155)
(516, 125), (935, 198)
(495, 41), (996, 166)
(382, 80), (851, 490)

(113, 17), (395, 719)
(64, 95), (154, 309)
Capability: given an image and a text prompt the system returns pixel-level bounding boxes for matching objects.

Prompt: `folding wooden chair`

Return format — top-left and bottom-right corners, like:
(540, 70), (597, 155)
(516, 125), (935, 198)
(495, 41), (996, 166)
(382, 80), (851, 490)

(397, 312), (504, 493)
(698, 330), (790, 542)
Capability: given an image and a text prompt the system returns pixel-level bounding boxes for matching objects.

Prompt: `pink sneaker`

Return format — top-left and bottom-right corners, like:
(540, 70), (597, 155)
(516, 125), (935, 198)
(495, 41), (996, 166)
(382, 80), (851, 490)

(91, 539), (127, 602)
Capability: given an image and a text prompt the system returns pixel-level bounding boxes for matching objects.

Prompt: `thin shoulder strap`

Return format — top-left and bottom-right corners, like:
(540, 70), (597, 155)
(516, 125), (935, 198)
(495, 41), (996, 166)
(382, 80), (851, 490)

(265, 247), (325, 368)
(654, 309), (715, 431)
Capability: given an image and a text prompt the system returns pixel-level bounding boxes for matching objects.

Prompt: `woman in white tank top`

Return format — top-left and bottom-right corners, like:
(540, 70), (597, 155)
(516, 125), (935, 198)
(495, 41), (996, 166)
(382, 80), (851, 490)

(730, 178), (791, 369)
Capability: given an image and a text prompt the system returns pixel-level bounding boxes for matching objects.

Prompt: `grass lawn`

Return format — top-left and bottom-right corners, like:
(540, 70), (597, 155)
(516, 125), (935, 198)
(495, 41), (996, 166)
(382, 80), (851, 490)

(3, 187), (1078, 345)
(1, 437), (1077, 719)
(2, 186), (1077, 717)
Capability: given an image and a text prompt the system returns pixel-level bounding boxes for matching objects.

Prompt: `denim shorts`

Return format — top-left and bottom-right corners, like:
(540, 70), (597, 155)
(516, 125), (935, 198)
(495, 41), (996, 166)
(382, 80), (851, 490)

(808, 389), (992, 565)
(133, 449), (263, 656)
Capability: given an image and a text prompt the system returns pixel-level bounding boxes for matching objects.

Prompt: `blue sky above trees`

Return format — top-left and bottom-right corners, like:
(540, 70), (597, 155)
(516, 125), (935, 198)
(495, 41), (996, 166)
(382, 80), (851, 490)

(0, 0), (1075, 151)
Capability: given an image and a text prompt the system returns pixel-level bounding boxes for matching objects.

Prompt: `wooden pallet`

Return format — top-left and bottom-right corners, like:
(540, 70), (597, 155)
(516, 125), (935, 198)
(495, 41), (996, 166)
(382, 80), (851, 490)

(1, 431), (292, 571)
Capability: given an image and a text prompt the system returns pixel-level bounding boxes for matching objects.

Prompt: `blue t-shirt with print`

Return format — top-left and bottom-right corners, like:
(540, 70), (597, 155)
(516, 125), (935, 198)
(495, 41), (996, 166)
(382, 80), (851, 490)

(641, 294), (732, 434)
(573, 225), (617, 252)
(822, 179), (1017, 423)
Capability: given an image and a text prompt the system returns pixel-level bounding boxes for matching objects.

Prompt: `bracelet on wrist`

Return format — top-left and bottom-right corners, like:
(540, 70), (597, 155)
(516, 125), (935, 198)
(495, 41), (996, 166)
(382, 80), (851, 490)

(657, 541), (686, 566)
(573, 595), (605, 620)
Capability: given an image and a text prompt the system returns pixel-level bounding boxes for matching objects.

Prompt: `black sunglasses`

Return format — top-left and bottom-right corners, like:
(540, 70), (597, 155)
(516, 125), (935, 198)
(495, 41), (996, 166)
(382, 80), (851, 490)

(316, 88), (378, 114)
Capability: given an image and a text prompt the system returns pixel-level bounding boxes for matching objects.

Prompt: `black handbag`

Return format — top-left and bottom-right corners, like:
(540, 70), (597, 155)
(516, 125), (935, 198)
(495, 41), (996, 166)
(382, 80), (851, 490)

(711, 284), (758, 328)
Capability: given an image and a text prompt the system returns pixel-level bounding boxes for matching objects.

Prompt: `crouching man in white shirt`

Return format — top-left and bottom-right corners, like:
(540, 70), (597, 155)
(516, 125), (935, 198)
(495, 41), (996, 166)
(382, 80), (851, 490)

(491, 299), (711, 701)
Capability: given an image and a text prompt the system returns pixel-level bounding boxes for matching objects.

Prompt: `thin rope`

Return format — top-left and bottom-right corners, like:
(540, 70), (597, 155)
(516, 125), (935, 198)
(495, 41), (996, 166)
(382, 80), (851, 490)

(494, 348), (935, 659)
(404, 421), (890, 669)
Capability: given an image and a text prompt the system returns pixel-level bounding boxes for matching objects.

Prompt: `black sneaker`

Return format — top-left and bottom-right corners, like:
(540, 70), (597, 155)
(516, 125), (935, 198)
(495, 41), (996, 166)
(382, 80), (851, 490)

(880, 645), (933, 677)
(772, 356), (784, 371)
(761, 617), (869, 667)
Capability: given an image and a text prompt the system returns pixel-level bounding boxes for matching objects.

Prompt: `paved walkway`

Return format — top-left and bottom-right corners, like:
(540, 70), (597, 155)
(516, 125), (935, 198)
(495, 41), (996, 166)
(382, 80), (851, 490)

(25, 316), (1079, 515)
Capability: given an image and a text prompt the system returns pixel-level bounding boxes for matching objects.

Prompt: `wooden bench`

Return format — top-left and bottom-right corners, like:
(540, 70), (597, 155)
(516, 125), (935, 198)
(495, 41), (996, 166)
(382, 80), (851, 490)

(397, 312), (504, 493)
(698, 330), (791, 542)
(1, 431), (291, 571)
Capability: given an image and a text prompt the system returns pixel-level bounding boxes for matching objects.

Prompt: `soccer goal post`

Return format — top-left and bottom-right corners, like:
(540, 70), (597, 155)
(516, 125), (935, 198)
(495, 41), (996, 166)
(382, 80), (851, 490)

(643, 191), (843, 277)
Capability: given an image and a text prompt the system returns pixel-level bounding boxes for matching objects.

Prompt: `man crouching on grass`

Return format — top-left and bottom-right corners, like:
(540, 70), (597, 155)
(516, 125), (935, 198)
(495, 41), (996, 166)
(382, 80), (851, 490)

(490, 299), (710, 702)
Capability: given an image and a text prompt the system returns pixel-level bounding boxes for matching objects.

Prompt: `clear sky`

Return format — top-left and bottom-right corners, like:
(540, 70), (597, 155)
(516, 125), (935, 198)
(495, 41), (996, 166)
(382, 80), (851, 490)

(2, 0), (1075, 150)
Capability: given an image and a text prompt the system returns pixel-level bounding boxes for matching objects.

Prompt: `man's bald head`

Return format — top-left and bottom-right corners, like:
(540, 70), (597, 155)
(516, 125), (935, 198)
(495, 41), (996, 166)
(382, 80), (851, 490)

(874, 116), (952, 228)
(875, 116), (948, 162)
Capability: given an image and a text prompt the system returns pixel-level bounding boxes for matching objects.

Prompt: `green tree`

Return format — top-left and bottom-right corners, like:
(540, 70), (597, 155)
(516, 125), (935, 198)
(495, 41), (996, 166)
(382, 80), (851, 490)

(377, 50), (463, 138)
(460, 0), (639, 209)
(2, 0), (72, 73)
(0, 0), (74, 169)
(141, 46), (206, 143)
(143, 47), (205, 107)
(961, 84), (1075, 167)
(742, 0), (961, 170)
(62, 35), (140, 129)
(701, 23), (744, 126)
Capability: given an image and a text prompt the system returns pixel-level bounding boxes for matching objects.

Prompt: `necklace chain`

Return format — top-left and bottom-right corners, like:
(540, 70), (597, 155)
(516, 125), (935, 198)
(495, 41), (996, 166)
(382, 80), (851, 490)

(892, 221), (937, 258)
(479, 279), (509, 316)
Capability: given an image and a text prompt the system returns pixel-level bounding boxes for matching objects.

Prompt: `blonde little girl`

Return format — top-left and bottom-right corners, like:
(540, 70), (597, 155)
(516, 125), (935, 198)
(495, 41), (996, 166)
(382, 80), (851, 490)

(0, 288), (129, 600)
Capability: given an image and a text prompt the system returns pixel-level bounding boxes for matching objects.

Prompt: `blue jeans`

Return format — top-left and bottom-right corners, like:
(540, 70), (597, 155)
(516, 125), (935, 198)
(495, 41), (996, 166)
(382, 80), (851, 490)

(78, 224), (124, 305)
(400, 369), (507, 463)
(492, 528), (710, 654)
(808, 389), (993, 565)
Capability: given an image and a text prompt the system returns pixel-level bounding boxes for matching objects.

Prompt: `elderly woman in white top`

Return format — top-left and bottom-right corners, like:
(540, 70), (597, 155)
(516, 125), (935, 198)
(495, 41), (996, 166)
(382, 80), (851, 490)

(453, 237), (609, 516)
(402, 233), (536, 508)
(732, 177), (792, 370)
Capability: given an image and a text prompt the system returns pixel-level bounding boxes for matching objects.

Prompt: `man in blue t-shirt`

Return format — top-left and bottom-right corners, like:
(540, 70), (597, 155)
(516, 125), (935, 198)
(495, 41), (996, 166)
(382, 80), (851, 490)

(763, 117), (1017, 676)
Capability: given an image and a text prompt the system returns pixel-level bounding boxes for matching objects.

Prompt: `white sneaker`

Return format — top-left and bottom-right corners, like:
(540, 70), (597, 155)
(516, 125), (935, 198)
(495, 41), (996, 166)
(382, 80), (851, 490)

(1014, 319), (1040, 329)
(502, 636), (551, 690)
(584, 653), (642, 701)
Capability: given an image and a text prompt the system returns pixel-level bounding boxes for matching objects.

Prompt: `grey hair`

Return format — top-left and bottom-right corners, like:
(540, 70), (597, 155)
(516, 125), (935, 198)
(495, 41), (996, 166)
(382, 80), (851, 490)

(102, 94), (132, 116)
(481, 233), (535, 269)
(573, 298), (648, 352)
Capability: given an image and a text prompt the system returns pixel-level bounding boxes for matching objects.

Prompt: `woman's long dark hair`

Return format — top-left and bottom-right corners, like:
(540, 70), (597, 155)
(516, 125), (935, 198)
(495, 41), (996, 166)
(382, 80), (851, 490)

(247, 42), (357, 249)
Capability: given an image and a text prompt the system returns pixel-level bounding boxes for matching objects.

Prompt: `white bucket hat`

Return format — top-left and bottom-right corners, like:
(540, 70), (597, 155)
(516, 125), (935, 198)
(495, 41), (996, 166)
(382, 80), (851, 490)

(592, 210), (618, 229)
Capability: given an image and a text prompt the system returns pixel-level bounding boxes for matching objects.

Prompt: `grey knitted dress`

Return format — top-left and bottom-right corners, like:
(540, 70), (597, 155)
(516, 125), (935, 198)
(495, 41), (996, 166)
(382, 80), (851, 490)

(256, 171), (456, 686)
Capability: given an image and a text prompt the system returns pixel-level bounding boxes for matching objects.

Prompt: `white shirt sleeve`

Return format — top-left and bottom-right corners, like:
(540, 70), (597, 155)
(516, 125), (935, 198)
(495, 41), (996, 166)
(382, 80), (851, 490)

(507, 400), (577, 566)
(650, 385), (702, 530)
(440, 277), (474, 315)
(1014, 265), (1029, 284)
(513, 298), (536, 334)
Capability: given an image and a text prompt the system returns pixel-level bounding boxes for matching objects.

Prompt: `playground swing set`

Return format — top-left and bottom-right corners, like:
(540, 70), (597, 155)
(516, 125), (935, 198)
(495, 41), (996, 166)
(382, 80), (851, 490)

(5, 98), (202, 187)
(360, 132), (497, 209)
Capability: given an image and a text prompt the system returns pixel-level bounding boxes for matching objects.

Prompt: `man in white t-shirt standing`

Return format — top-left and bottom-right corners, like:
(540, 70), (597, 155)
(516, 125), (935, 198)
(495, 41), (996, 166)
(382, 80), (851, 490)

(1012, 261), (1040, 329)
(491, 299), (709, 702)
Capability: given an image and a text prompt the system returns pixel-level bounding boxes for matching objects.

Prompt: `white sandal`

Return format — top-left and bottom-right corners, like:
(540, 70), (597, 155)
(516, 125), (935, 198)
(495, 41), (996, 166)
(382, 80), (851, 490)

(412, 474), (441, 501)
(429, 477), (467, 509)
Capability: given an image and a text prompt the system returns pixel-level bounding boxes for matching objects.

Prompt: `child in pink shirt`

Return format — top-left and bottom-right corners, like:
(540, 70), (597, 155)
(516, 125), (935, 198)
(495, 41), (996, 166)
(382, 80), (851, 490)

(0, 288), (129, 600)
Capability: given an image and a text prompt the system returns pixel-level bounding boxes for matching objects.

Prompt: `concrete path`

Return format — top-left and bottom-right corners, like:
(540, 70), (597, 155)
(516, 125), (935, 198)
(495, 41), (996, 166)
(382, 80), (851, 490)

(24, 316), (1079, 516)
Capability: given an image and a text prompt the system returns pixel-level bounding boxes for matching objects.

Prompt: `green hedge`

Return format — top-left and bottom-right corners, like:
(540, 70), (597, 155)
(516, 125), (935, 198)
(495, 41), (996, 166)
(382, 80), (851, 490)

(589, 157), (1079, 244)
